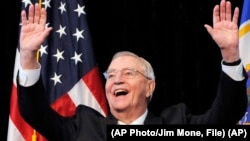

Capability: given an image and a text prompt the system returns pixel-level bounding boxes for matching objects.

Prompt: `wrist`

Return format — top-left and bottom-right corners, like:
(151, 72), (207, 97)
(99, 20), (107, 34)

(222, 59), (241, 66)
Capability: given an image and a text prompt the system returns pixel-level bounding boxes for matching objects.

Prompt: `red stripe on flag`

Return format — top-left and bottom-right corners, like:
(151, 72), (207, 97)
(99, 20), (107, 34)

(9, 84), (47, 141)
(83, 66), (108, 116)
(51, 93), (76, 117)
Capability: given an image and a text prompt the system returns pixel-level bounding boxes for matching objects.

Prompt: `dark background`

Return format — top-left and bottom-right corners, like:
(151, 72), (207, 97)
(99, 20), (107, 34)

(1, 0), (244, 140)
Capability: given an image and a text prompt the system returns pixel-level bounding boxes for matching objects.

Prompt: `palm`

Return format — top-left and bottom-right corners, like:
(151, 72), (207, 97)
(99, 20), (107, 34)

(211, 20), (238, 49)
(20, 23), (46, 51)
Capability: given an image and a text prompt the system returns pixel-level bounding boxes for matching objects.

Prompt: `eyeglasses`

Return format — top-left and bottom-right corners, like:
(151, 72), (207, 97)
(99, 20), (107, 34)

(104, 68), (151, 80)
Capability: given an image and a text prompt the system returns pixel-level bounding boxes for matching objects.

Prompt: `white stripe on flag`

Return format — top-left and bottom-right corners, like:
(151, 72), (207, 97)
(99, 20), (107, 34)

(7, 116), (25, 141)
(68, 79), (106, 116)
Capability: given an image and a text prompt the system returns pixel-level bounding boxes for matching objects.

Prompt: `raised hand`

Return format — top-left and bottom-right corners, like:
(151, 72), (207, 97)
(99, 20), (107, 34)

(204, 0), (240, 62)
(19, 3), (52, 69)
(20, 3), (52, 52)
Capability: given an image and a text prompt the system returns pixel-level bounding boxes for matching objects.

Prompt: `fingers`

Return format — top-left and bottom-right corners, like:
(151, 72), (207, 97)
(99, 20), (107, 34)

(222, 0), (239, 23)
(213, 5), (220, 25)
(34, 3), (42, 24)
(28, 4), (35, 24)
(39, 8), (47, 26)
(213, 0), (237, 24)
(21, 4), (35, 25)
(232, 7), (239, 24)
(21, 3), (45, 25)
(225, 1), (232, 21)
(21, 10), (28, 26)
(219, 0), (226, 21)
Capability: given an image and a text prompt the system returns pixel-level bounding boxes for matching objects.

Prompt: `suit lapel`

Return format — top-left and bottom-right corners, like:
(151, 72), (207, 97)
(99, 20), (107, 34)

(106, 114), (118, 125)
(144, 111), (162, 124)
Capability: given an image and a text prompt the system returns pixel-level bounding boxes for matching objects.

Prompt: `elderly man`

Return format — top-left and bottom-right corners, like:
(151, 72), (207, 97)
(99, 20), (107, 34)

(18, 0), (247, 140)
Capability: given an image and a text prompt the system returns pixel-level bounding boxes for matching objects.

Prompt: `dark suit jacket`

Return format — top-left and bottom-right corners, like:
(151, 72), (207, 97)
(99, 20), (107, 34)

(17, 71), (247, 141)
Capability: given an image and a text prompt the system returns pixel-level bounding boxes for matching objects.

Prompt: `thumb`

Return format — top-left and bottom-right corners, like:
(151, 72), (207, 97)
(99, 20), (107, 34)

(204, 24), (213, 36)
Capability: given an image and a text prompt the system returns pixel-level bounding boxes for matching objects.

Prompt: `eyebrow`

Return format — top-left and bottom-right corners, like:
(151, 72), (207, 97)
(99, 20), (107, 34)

(106, 69), (116, 73)
(106, 68), (132, 73)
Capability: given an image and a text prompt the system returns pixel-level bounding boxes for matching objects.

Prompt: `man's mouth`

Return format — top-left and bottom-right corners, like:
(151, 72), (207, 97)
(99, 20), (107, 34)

(114, 89), (128, 96)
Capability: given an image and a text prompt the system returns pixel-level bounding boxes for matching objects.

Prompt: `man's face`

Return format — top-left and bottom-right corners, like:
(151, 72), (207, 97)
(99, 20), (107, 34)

(105, 56), (153, 115)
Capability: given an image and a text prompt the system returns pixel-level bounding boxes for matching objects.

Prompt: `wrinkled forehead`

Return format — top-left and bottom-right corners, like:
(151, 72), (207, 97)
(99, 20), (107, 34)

(107, 56), (143, 70)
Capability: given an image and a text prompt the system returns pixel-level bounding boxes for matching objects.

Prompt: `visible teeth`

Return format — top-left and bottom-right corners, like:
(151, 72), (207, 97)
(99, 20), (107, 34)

(114, 89), (128, 96)
(115, 90), (125, 94)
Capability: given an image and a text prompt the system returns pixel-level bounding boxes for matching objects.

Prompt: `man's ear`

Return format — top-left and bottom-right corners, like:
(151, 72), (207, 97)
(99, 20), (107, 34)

(146, 80), (155, 98)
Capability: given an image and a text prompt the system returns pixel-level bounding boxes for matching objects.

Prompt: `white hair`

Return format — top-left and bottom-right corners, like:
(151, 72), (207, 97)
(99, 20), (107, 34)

(111, 51), (155, 80)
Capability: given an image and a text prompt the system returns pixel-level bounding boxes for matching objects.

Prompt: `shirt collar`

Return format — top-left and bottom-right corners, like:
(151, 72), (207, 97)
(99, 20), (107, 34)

(117, 109), (148, 125)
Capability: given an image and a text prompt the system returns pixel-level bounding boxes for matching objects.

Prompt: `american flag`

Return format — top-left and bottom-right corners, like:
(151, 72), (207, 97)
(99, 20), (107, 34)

(7, 0), (108, 140)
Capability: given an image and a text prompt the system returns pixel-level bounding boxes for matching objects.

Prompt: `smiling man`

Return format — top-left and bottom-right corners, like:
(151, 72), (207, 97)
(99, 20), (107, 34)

(17, 0), (247, 141)
(105, 51), (156, 125)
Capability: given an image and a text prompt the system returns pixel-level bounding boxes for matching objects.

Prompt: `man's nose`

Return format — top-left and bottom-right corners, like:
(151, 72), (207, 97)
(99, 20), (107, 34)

(113, 72), (124, 83)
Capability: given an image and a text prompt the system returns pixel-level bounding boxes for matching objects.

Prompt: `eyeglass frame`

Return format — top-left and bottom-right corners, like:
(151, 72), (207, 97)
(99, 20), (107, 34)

(103, 68), (152, 80)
